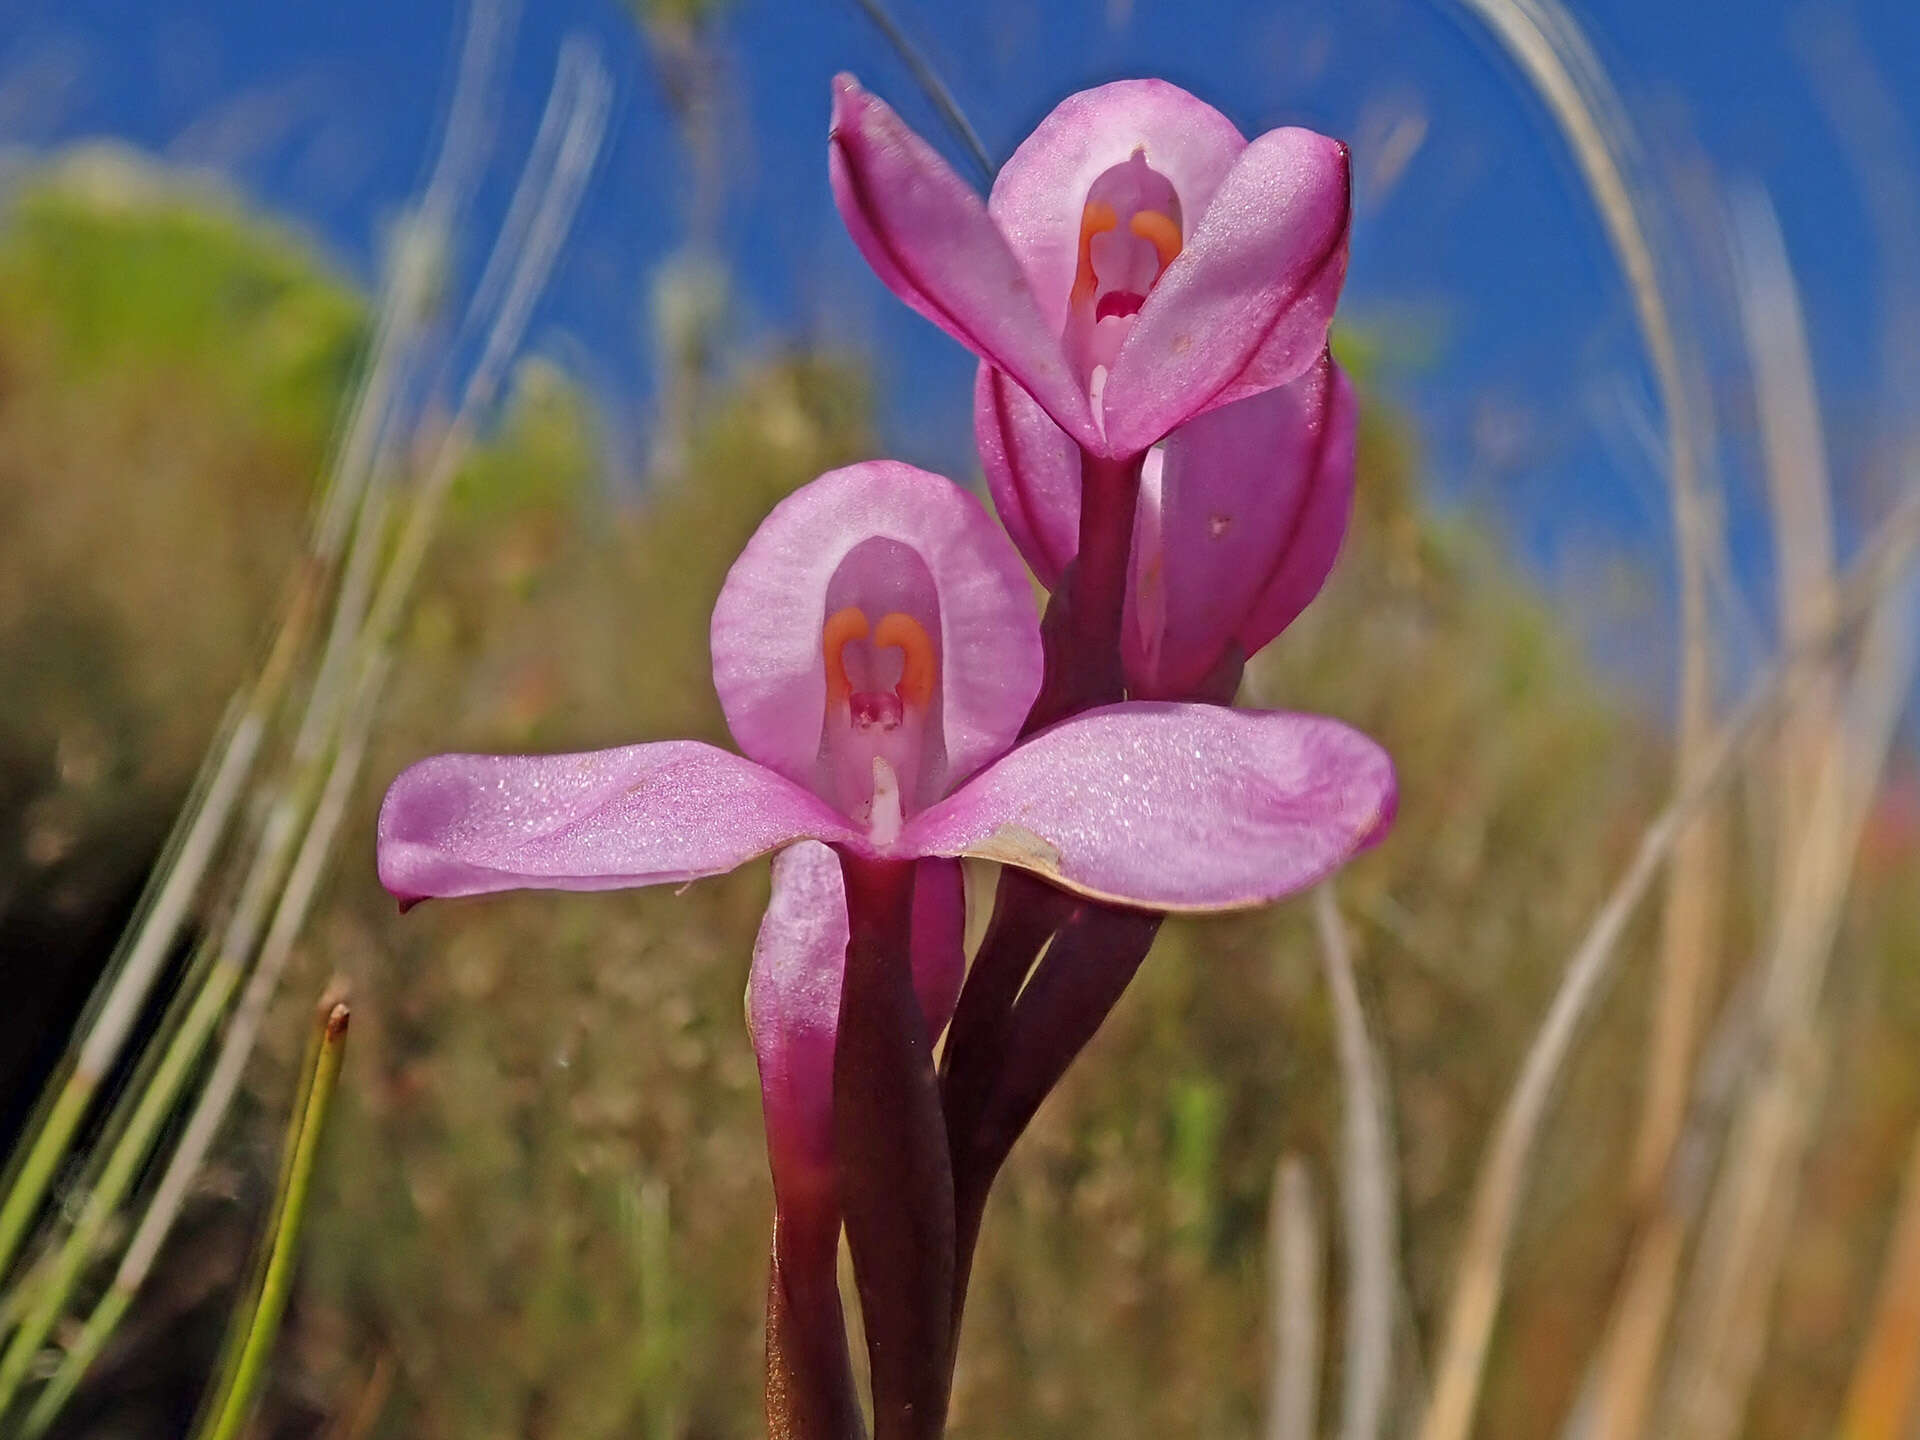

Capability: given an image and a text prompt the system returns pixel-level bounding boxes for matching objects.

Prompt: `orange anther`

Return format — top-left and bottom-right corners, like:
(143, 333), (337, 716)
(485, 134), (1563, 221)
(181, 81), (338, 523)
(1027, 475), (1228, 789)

(1129, 209), (1182, 272)
(822, 607), (869, 704)
(873, 612), (937, 710)
(1071, 200), (1120, 308)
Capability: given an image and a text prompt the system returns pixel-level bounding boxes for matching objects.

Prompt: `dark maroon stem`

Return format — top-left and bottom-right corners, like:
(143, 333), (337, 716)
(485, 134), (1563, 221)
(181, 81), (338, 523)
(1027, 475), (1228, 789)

(947, 903), (1161, 1335)
(936, 871), (1076, 1329)
(939, 871), (1076, 1136)
(937, 445), (1151, 1366)
(833, 852), (954, 1440)
(973, 904), (1162, 1175)
(766, 1203), (866, 1440)
(1024, 447), (1145, 731)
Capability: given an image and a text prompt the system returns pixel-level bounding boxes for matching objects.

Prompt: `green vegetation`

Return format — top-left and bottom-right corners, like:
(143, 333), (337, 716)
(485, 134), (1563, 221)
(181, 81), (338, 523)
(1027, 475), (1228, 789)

(0, 153), (1913, 1440)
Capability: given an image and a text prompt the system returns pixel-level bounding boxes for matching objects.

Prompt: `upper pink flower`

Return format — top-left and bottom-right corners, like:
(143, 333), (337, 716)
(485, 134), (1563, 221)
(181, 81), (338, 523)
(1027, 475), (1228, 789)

(830, 76), (1351, 459)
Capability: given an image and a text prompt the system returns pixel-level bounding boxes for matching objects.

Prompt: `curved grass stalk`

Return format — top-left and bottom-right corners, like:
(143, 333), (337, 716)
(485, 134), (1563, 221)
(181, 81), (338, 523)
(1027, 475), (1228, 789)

(1573, 181), (1840, 1440)
(1440, 0), (1729, 1286)
(1417, 4), (1728, 1435)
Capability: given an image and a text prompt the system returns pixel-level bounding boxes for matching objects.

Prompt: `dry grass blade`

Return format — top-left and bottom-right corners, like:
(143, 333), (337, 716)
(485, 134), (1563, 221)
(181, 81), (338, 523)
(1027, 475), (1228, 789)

(1731, 179), (1841, 909)
(1266, 1155), (1323, 1440)
(1734, 183), (1838, 684)
(1420, 4), (1734, 1434)
(1314, 884), (1396, 1440)
(1657, 557), (1919, 1440)
(1415, 474), (1920, 1440)
(1574, 180), (1841, 1440)
(1840, 1126), (1920, 1440)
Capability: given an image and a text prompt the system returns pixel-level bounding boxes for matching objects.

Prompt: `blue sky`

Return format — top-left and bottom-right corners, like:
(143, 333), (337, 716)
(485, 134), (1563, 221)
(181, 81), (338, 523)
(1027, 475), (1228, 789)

(3, 0), (1916, 696)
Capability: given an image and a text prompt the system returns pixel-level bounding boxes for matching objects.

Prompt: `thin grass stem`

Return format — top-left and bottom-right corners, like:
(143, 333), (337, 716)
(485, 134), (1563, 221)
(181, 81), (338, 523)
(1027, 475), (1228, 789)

(1266, 1155), (1323, 1440)
(1315, 885), (1397, 1440)
(192, 1003), (350, 1440)
(0, 951), (238, 1417)
(0, 0), (493, 1284)
(45, 55), (609, 1392)
(0, 695), (259, 1292)
(845, 0), (993, 186)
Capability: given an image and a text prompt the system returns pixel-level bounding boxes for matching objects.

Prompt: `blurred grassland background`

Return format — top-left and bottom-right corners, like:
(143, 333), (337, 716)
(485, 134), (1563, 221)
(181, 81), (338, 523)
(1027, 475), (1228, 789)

(1, 3), (1918, 1439)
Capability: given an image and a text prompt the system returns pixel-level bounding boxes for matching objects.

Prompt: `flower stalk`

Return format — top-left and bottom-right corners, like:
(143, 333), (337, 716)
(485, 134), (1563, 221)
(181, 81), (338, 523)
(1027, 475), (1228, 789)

(833, 855), (954, 1440)
(1027, 449), (1146, 729)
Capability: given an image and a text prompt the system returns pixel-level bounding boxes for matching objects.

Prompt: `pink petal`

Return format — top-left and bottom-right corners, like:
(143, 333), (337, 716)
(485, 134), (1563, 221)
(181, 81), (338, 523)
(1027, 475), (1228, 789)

(975, 361), (1079, 587)
(899, 703), (1394, 911)
(987, 79), (1247, 333)
(1125, 354), (1354, 697)
(748, 840), (848, 1205)
(829, 76), (1100, 450)
(1102, 128), (1351, 455)
(910, 856), (967, 1041)
(710, 460), (1043, 800)
(375, 743), (856, 904)
(1235, 358), (1357, 659)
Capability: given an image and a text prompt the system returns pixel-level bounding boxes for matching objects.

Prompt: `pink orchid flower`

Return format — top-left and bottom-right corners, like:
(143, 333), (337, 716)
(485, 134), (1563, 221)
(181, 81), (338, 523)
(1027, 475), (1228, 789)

(980, 347), (1358, 700)
(829, 76), (1350, 462)
(376, 452), (1391, 1191)
(377, 460), (1391, 1429)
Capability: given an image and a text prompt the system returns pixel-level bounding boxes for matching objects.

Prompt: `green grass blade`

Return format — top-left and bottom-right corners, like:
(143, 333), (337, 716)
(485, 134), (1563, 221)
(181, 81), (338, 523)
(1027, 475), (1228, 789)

(194, 1003), (350, 1440)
